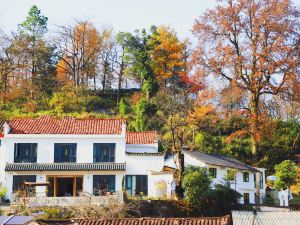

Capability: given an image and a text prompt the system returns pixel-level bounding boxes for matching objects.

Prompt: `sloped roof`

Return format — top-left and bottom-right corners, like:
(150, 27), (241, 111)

(29, 216), (231, 225)
(126, 131), (158, 144)
(8, 116), (126, 135)
(183, 150), (257, 172)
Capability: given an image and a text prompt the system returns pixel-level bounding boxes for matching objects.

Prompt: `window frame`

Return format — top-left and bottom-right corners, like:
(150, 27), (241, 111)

(12, 175), (36, 192)
(243, 193), (250, 204)
(208, 167), (217, 178)
(226, 169), (236, 181)
(14, 143), (37, 163)
(54, 143), (77, 163)
(93, 143), (116, 162)
(125, 175), (148, 196)
(243, 172), (250, 182)
(93, 175), (116, 195)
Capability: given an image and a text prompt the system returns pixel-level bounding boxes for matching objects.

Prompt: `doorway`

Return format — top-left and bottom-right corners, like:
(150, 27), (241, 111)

(57, 177), (73, 197)
(47, 176), (83, 197)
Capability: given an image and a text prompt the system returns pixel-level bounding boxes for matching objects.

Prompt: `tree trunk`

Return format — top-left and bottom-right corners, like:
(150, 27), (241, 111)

(175, 151), (184, 198)
(250, 93), (260, 157)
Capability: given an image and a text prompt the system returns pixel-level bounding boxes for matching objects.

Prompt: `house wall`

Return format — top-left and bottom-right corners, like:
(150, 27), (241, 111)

(5, 171), (125, 199)
(1, 133), (172, 201)
(148, 173), (174, 197)
(0, 143), (6, 186)
(3, 134), (126, 164)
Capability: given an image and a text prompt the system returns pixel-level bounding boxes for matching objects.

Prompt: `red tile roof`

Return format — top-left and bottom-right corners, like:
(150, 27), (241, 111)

(8, 116), (126, 135)
(126, 131), (158, 144)
(32, 216), (232, 225)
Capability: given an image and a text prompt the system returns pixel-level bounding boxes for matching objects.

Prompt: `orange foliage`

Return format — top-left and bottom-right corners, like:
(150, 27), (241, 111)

(151, 26), (203, 93)
(130, 92), (143, 105)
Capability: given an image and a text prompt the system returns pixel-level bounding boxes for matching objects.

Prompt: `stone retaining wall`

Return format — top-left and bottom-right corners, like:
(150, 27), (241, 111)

(12, 191), (123, 207)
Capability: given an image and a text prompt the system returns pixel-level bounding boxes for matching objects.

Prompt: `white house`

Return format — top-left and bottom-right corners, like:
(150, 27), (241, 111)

(165, 150), (266, 204)
(0, 116), (173, 201)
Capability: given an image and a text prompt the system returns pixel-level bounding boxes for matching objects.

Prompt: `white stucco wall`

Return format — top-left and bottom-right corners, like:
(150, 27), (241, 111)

(1, 133), (172, 200)
(125, 155), (165, 174)
(149, 173), (174, 197)
(3, 134), (126, 164)
(0, 143), (6, 186)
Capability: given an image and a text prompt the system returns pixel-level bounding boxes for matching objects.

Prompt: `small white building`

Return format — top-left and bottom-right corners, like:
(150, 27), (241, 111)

(0, 116), (173, 201)
(165, 150), (266, 204)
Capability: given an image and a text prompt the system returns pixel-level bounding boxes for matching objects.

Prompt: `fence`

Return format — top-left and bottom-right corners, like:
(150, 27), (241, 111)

(232, 210), (300, 225)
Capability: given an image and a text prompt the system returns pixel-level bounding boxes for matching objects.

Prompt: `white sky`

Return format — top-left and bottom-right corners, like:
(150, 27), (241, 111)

(0, 0), (299, 39)
(0, 0), (218, 39)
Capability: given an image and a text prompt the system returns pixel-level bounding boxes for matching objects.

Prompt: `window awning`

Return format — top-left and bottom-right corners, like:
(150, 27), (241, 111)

(5, 163), (126, 171)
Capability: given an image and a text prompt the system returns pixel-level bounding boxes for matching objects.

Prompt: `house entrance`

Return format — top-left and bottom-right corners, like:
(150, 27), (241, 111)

(47, 176), (83, 197)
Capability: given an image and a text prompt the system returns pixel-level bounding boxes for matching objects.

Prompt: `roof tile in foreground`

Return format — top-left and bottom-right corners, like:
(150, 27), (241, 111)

(30, 216), (232, 225)
(5, 163), (126, 171)
(8, 116), (126, 135)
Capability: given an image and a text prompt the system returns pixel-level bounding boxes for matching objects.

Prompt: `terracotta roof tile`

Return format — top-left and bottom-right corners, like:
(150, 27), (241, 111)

(126, 132), (158, 144)
(8, 116), (126, 135)
(32, 216), (231, 225)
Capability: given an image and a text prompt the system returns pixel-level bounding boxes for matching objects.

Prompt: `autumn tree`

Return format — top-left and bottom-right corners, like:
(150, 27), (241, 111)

(98, 28), (115, 91)
(55, 20), (102, 94)
(112, 32), (130, 103)
(0, 31), (18, 103)
(192, 0), (300, 156)
(150, 26), (189, 89)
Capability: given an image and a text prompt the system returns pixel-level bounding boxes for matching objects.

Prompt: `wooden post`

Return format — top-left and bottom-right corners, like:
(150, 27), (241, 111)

(54, 177), (57, 197)
(73, 176), (77, 197)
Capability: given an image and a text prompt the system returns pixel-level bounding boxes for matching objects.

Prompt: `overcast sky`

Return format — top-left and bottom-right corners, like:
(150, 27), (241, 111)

(0, 0), (217, 39)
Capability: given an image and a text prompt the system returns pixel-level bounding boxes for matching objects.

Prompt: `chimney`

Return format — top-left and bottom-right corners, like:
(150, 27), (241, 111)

(3, 122), (10, 135)
(121, 122), (126, 136)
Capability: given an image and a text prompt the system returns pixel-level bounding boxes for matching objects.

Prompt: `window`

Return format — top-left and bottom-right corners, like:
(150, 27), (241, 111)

(209, 168), (217, 178)
(243, 193), (250, 204)
(54, 143), (76, 163)
(125, 175), (148, 196)
(13, 175), (36, 192)
(93, 143), (115, 162)
(14, 143), (37, 163)
(93, 175), (115, 195)
(243, 172), (249, 182)
(226, 169), (236, 181)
